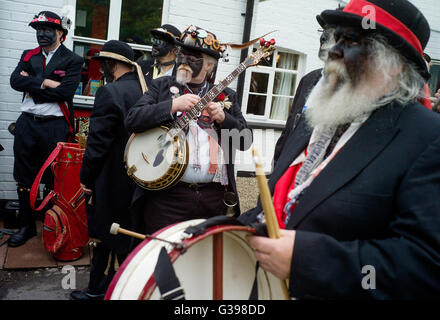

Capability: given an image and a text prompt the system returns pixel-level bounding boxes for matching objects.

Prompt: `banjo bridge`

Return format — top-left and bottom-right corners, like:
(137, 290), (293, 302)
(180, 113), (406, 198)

(142, 152), (150, 164)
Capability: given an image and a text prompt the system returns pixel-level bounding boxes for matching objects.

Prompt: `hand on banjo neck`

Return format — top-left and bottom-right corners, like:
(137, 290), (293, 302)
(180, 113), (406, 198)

(156, 39), (277, 163)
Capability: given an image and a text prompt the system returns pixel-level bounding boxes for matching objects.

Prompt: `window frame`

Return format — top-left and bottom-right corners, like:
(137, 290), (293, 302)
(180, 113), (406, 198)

(65, 0), (167, 105)
(241, 47), (306, 127)
(429, 59), (440, 98)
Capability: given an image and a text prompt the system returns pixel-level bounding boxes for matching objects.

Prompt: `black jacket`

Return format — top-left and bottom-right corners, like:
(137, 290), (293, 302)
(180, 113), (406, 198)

(239, 101), (440, 299)
(10, 44), (83, 131)
(80, 72), (143, 253)
(273, 69), (322, 167)
(125, 75), (252, 216)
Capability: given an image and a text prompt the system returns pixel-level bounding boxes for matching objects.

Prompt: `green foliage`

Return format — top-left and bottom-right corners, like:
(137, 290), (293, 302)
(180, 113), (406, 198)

(74, 0), (163, 45)
(119, 0), (163, 45)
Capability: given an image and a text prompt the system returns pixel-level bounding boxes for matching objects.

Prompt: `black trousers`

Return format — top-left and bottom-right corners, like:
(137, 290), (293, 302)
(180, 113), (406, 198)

(142, 182), (227, 235)
(88, 242), (127, 295)
(13, 112), (69, 226)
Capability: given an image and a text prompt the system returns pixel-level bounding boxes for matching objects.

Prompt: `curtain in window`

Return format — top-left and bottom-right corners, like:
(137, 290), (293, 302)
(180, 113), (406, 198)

(270, 54), (296, 120)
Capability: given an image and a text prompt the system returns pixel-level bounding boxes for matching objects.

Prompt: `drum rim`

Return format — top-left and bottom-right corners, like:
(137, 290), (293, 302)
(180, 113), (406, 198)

(105, 221), (256, 300)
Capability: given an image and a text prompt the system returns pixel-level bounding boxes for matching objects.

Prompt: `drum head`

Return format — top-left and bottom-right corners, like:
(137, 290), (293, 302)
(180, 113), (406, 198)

(106, 219), (286, 300)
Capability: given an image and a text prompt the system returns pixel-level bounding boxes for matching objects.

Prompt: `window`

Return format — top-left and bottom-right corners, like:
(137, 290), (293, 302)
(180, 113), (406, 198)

(242, 47), (304, 126)
(428, 60), (440, 97)
(72, 0), (163, 102)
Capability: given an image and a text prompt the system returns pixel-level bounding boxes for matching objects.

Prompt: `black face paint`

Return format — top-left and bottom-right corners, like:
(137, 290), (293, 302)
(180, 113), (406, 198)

(151, 37), (174, 58)
(328, 26), (369, 85)
(36, 27), (57, 47)
(101, 60), (115, 83)
(176, 49), (203, 78)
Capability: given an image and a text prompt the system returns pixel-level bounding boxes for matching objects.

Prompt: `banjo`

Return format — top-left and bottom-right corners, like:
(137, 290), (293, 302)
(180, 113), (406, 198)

(124, 38), (276, 190)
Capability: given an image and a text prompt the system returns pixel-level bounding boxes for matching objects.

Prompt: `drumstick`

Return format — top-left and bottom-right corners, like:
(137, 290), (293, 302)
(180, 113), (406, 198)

(252, 147), (291, 300)
(110, 223), (147, 240)
(252, 147), (280, 238)
(110, 223), (186, 250)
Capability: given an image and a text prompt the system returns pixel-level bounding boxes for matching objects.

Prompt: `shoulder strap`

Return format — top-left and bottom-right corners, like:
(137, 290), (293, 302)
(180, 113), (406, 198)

(153, 247), (185, 300)
(30, 143), (63, 211)
(58, 102), (74, 141)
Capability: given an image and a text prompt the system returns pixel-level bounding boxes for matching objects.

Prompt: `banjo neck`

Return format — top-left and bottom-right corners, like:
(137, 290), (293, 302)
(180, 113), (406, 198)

(168, 62), (248, 138)
(167, 38), (276, 138)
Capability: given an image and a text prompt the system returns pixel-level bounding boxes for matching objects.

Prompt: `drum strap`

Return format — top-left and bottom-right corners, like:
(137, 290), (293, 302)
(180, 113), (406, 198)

(249, 262), (260, 300)
(154, 247), (186, 300)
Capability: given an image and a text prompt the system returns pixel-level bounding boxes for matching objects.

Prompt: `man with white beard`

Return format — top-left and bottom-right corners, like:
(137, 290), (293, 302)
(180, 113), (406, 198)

(125, 26), (250, 236)
(239, 0), (440, 299)
(273, 14), (336, 167)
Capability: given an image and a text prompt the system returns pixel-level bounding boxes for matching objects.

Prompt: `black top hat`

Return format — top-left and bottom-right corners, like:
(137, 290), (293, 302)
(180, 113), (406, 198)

(150, 24), (181, 43)
(176, 25), (224, 60)
(92, 40), (134, 64)
(316, 15), (326, 29)
(320, 0), (431, 80)
(29, 11), (71, 37)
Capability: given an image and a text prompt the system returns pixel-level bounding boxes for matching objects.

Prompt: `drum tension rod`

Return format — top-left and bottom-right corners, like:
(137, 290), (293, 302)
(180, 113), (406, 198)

(110, 223), (187, 253)
(145, 234), (187, 253)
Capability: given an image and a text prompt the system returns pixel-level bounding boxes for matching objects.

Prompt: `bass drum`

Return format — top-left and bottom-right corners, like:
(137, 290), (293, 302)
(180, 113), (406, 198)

(105, 219), (287, 300)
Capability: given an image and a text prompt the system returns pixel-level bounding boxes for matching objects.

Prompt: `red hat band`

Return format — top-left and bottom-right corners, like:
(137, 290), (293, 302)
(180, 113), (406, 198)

(343, 0), (423, 56)
(30, 15), (61, 26)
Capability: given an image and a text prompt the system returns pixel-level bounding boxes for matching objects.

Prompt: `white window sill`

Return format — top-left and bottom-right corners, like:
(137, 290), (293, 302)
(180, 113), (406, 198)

(73, 95), (95, 108)
(244, 116), (286, 129)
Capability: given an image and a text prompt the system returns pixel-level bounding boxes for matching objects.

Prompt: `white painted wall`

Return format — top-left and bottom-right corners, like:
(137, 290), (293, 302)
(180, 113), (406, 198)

(411, 0), (440, 59)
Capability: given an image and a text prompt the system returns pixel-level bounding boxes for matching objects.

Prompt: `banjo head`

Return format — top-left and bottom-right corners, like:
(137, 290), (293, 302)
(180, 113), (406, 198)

(106, 219), (287, 300)
(124, 127), (188, 190)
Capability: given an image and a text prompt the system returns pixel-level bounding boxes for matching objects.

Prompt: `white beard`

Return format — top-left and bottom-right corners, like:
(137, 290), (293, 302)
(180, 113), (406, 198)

(176, 65), (193, 85)
(305, 60), (391, 129)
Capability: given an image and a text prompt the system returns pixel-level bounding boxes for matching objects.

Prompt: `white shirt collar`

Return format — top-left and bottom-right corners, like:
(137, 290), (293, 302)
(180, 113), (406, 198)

(42, 43), (61, 58)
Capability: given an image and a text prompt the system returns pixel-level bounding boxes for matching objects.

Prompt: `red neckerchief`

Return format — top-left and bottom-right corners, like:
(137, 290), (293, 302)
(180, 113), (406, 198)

(272, 148), (307, 229)
(417, 84), (432, 110)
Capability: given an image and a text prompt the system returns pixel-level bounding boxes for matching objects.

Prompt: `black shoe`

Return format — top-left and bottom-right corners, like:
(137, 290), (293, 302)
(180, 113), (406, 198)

(70, 289), (104, 300)
(7, 225), (37, 247)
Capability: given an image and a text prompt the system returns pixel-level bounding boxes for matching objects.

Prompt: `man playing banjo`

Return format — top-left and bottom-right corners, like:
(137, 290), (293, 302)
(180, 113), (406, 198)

(125, 26), (251, 236)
